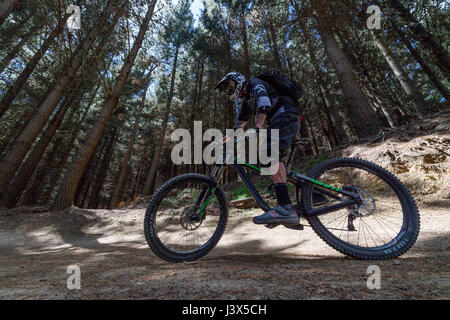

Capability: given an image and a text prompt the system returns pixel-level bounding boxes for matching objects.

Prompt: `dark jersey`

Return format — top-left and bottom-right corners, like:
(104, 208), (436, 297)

(234, 78), (296, 128)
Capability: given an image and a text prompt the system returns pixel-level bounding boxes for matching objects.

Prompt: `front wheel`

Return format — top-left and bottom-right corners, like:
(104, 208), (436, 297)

(144, 173), (228, 263)
(302, 158), (420, 260)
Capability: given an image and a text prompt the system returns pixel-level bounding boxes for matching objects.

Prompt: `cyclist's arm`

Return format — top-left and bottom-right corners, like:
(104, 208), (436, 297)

(251, 79), (273, 114)
(232, 79), (272, 130)
(255, 113), (266, 129)
(233, 120), (247, 130)
(233, 98), (252, 129)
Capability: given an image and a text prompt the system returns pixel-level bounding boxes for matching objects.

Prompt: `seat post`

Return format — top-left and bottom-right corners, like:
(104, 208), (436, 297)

(285, 145), (297, 172)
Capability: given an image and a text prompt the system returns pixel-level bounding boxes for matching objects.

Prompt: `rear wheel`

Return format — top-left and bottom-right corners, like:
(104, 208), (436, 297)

(144, 174), (228, 263)
(302, 158), (420, 260)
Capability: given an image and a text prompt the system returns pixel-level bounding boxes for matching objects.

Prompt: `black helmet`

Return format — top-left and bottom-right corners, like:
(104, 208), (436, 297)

(215, 72), (246, 102)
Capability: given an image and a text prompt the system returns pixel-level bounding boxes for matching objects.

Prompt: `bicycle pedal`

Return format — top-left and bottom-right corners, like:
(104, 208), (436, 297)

(284, 224), (304, 230)
(265, 223), (280, 229)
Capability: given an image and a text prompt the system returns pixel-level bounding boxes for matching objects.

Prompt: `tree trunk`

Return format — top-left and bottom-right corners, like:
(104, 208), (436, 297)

(0, 14), (70, 118)
(300, 20), (349, 144)
(294, 97), (314, 155)
(0, 0), (116, 199)
(109, 84), (148, 208)
(31, 31), (116, 205)
(312, 0), (382, 138)
(240, 13), (251, 79)
(142, 44), (179, 196)
(304, 115), (319, 155)
(52, 1), (156, 210)
(22, 136), (60, 206)
(197, 61), (205, 109)
(130, 165), (141, 200)
(0, 82), (82, 208)
(0, 86), (53, 156)
(232, 13), (253, 129)
(371, 93), (397, 128)
(75, 138), (107, 207)
(34, 82), (101, 206)
(88, 128), (118, 208)
(371, 29), (428, 117)
(0, 27), (35, 74)
(389, 0), (450, 74)
(265, 3), (282, 71)
(393, 23), (450, 101)
(281, 35), (295, 80)
(0, 0), (20, 26)
(335, 30), (399, 128)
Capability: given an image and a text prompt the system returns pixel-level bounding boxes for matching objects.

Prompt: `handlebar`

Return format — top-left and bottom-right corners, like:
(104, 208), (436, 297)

(214, 129), (259, 146)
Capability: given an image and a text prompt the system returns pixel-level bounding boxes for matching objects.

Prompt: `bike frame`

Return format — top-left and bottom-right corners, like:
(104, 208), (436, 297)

(195, 143), (361, 219)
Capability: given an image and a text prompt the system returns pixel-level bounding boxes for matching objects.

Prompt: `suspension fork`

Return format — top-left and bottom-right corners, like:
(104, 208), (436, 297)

(194, 165), (225, 218)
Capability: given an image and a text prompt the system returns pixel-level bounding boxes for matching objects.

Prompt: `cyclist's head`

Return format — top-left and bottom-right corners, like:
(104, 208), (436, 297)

(215, 72), (246, 102)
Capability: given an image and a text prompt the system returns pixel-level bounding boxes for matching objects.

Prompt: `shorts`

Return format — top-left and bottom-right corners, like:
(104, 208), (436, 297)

(265, 106), (300, 163)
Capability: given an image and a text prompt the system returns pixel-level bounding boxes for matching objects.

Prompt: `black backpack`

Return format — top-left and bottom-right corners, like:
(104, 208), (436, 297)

(255, 70), (303, 106)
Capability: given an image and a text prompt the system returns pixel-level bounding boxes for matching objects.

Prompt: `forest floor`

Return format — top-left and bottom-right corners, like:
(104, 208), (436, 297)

(0, 205), (448, 299)
(0, 109), (449, 300)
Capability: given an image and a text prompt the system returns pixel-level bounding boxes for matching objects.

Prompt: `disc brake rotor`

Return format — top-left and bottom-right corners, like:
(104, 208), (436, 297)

(180, 207), (203, 230)
(353, 186), (376, 216)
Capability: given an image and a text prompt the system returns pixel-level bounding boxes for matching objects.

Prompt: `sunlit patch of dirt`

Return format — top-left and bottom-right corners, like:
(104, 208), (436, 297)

(0, 204), (448, 299)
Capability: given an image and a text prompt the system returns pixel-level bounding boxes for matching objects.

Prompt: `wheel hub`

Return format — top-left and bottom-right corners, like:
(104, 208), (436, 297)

(352, 186), (376, 216)
(343, 185), (376, 231)
(180, 207), (203, 230)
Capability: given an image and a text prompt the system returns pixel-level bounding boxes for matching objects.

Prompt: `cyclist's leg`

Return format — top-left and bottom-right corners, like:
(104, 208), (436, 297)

(253, 109), (300, 225)
(271, 162), (286, 184)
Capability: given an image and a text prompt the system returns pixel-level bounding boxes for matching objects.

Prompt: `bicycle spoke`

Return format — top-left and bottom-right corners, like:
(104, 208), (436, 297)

(311, 162), (411, 250)
(362, 218), (386, 245)
(152, 180), (222, 255)
(372, 215), (395, 240)
(374, 214), (402, 235)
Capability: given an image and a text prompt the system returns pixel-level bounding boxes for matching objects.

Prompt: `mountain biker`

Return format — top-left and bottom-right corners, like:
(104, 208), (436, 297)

(216, 71), (320, 226)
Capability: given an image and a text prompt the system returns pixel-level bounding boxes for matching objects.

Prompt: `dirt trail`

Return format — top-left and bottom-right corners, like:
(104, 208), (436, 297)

(0, 203), (448, 300)
(1, 113), (449, 300)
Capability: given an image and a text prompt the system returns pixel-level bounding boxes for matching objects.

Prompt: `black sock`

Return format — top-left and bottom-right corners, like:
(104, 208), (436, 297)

(273, 183), (292, 207)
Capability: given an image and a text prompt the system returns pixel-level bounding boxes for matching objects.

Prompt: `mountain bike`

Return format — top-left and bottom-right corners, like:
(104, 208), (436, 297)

(144, 136), (420, 263)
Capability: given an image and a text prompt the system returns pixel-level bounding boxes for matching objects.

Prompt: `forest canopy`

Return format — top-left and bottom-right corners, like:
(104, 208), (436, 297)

(0, 0), (448, 210)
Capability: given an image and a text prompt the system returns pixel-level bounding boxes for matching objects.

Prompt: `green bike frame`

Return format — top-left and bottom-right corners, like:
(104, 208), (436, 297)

(194, 143), (361, 219)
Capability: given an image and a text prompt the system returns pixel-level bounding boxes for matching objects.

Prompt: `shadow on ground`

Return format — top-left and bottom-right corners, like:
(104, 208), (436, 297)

(0, 207), (448, 299)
